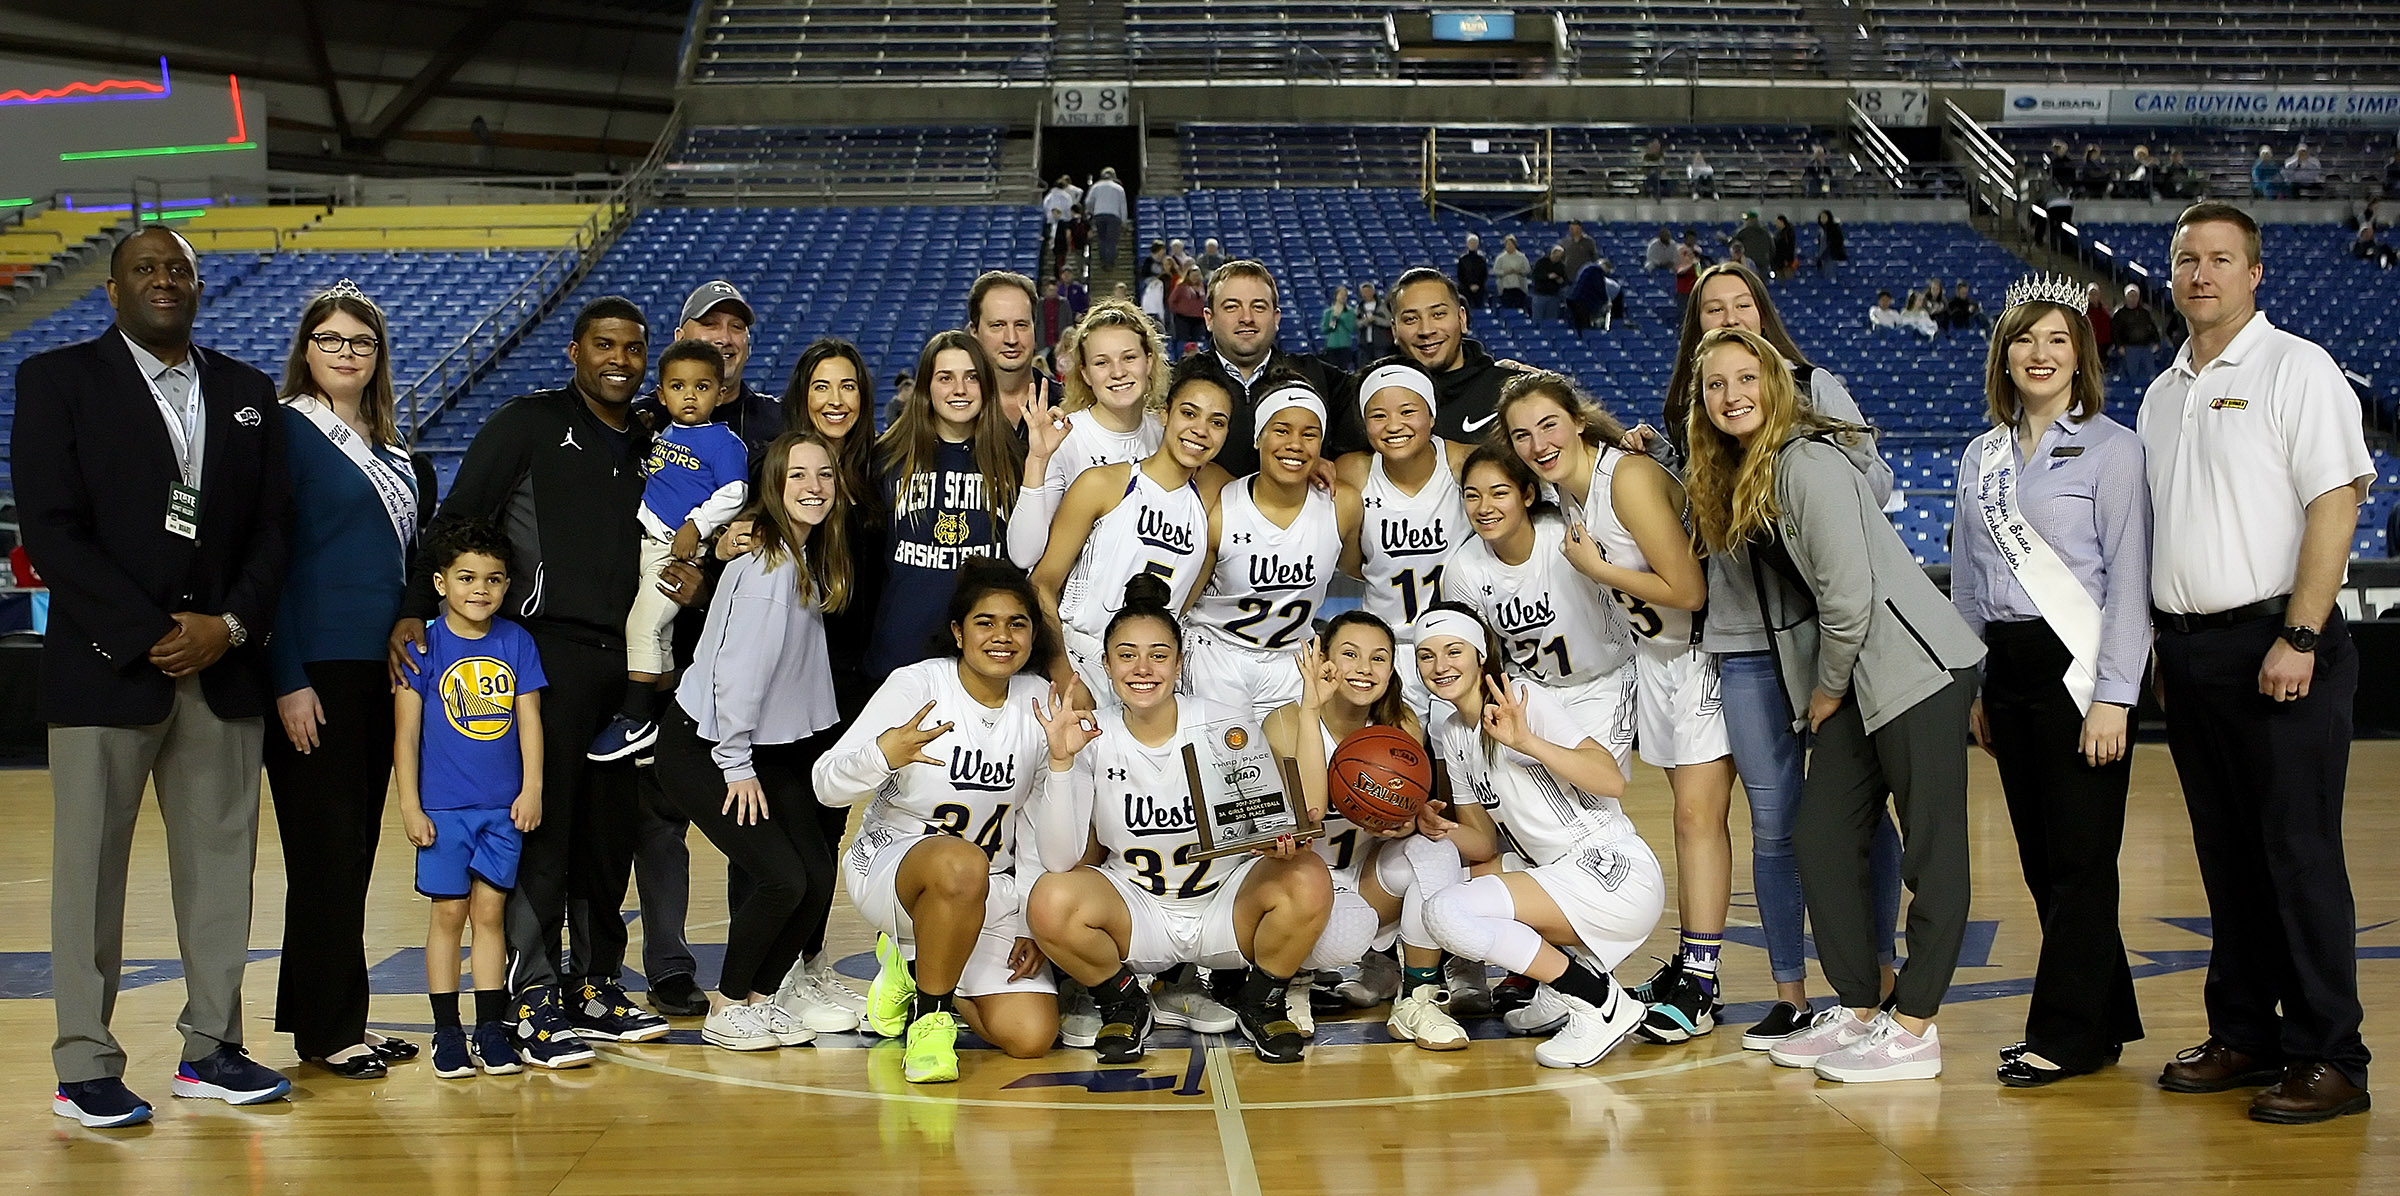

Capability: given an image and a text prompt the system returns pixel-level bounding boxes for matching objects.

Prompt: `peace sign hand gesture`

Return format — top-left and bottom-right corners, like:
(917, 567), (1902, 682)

(1033, 684), (1102, 767)
(1481, 675), (1535, 753)
(876, 701), (954, 771)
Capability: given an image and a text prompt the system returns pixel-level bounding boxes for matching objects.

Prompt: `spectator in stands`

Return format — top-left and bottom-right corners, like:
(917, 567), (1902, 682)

(1088, 167), (1129, 268)
(1167, 237), (1192, 273)
(1726, 242), (1751, 271)
(1055, 203), (1091, 266)
(1360, 279), (1394, 359)
(2252, 146), (2286, 199)
(967, 270), (1047, 429)
(1688, 150), (1719, 200)
(886, 371), (915, 429)
(1336, 267), (1524, 453)
(1771, 214), (1799, 281)
(1642, 137), (1670, 198)
(2119, 146), (2159, 200)
(2162, 148), (2198, 199)
(1458, 233), (1490, 309)
(2085, 283), (2115, 366)
(19, 226), (295, 1126)
(1805, 144), (1836, 198)
(2283, 145), (2325, 199)
(1140, 266), (1169, 329)
(395, 294), (674, 1067)
(2077, 145), (2115, 199)
(1943, 281), (1987, 335)
(1953, 276), (2152, 1090)
(1494, 234), (1531, 310)
(2113, 285), (2165, 383)
(1060, 265), (1091, 322)
(1562, 220), (1599, 279)
(266, 281), (429, 1082)
(1038, 280), (1069, 351)
(2384, 147), (2400, 198)
(1199, 237), (1227, 278)
(1167, 264), (1207, 354)
(1320, 285), (1358, 371)
(1815, 210), (1848, 280)
(2047, 140), (2078, 197)
(1675, 232), (1704, 303)
(1531, 245), (1569, 324)
(2350, 221), (2399, 268)
(2143, 201), (2373, 1126)
(1645, 226), (1676, 273)
(1110, 281), (1130, 304)
(1140, 239), (1170, 289)
(1042, 175), (1080, 244)
(1731, 212), (1774, 280)
(661, 281), (783, 472)
(1567, 256), (1622, 335)
(1903, 288), (1942, 334)
(1870, 289), (1935, 339)
(1169, 260), (1345, 476)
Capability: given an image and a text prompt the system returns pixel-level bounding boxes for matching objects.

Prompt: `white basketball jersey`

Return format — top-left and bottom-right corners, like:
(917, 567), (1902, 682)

(1050, 412), (1163, 495)
(1306, 720), (1374, 883)
(849, 662), (1050, 875)
(1446, 515), (1632, 687)
(1358, 454), (1468, 642)
(1059, 468), (1210, 638)
(1558, 446), (1696, 647)
(1087, 698), (1243, 910)
(1430, 683), (1638, 867)
(1189, 479), (1343, 658)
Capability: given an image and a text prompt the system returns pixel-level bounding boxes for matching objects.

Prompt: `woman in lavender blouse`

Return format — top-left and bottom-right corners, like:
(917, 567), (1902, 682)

(1953, 276), (2153, 1089)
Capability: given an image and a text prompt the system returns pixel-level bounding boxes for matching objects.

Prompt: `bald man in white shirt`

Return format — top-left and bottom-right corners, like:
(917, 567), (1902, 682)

(2138, 202), (2373, 1125)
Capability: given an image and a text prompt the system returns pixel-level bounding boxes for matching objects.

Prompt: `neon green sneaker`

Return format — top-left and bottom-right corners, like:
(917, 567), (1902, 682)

(866, 933), (916, 1039)
(903, 1009), (960, 1084)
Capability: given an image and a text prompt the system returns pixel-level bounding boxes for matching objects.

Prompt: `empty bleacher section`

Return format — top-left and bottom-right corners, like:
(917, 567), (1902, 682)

(1564, 2), (1823, 79)
(0, 209), (120, 292)
(688, 1), (1054, 83)
(413, 204), (1042, 475)
(0, 250), (552, 490)
(287, 204), (620, 252)
(1865, 1), (2400, 82)
(661, 126), (1007, 202)
(1125, 2), (1392, 79)
(173, 205), (334, 254)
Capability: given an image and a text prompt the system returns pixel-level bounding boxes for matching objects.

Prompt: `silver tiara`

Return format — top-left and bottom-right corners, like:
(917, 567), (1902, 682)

(322, 277), (378, 308)
(2003, 273), (2086, 313)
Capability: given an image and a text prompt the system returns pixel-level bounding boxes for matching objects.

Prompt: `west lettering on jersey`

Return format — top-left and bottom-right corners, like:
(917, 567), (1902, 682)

(1136, 504), (1196, 554)
(1378, 518), (1450, 558)
(948, 745), (1019, 792)
(1122, 789), (1199, 836)
(1247, 553), (1318, 592)
(1490, 592), (1558, 637)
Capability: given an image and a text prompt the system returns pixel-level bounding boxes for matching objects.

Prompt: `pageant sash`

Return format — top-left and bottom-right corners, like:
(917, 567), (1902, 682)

(1973, 426), (2101, 714)
(287, 395), (418, 550)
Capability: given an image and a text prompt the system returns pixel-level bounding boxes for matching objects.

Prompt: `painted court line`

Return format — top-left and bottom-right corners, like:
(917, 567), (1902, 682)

(1206, 1045), (1264, 1196)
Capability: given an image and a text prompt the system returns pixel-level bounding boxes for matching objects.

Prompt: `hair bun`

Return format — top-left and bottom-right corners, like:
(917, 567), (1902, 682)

(1121, 572), (1172, 612)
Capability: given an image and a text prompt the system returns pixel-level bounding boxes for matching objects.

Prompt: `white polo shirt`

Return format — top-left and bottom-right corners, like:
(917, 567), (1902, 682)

(2136, 311), (2370, 615)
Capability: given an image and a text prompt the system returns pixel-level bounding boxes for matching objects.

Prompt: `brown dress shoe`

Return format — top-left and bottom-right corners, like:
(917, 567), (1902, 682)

(2250, 1063), (2372, 1124)
(2158, 1038), (2285, 1093)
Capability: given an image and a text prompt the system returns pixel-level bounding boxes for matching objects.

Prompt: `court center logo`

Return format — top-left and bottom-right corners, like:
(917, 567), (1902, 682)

(439, 656), (517, 740)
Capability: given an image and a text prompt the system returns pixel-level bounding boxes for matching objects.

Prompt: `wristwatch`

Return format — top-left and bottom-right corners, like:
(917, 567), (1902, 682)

(221, 612), (249, 648)
(2280, 624), (2319, 653)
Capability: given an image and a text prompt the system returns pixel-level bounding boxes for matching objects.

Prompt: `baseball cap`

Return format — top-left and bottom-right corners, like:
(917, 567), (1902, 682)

(679, 280), (753, 326)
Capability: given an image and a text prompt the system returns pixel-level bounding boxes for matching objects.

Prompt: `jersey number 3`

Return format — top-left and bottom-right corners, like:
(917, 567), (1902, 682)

(1121, 843), (1221, 899)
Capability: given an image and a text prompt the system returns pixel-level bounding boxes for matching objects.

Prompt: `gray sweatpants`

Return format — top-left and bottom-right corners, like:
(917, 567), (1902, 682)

(50, 677), (264, 1082)
(1796, 668), (1976, 1020)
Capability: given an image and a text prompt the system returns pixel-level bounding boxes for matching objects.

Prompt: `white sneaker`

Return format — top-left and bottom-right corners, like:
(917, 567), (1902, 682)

(1150, 973), (1239, 1033)
(1504, 983), (1571, 1036)
(776, 969), (862, 1034)
(1814, 1013), (1942, 1083)
(1765, 1006), (1874, 1069)
(805, 955), (867, 1016)
(702, 1003), (779, 1051)
(1059, 978), (1101, 1049)
(1387, 985), (1470, 1051)
(1534, 983), (1644, 1069)
(1334, 950), (1402, 1008)
(761, 1001), (818, 1047)
(1444, 956), (1495, 1016)
(1286, 976), (1317, 1038)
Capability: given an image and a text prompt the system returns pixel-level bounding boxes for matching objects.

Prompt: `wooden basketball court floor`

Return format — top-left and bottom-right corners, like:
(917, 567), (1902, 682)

(1, 743), (2392, 1195)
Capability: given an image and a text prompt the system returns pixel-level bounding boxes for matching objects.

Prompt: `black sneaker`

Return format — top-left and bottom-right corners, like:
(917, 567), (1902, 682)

(1740, 1000), (1812, 1051)
(1636, 960), (1718, 1044)
(588, 714), (659, 762)
(53, 1077), (151, 1128)
(1093, 985), (1154, 1065)
(648, 972), (709, 1018)
(568, 980), (671, 1042)
(511, 986), (598, 1069)
(431, 1026), (475, 1078)
(1626, 956), (1676, 1004)
(169, 1045), (291, 1105)
(1233, 971), (1306, 1064)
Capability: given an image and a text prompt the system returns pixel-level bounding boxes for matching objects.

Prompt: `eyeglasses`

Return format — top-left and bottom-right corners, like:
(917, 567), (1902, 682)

(309, 332), (381, 356)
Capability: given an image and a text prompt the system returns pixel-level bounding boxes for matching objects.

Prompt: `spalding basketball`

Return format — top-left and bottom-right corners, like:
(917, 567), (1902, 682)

(1327, 725), (1434, 833)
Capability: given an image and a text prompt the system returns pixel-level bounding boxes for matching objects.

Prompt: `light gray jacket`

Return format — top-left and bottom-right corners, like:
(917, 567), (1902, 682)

(1754, 435), (1985, 735)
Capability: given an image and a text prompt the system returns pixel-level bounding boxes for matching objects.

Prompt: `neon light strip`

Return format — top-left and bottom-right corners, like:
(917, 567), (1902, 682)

(0, 57), (171, 107)
(58, 75), (254, 162)
(61, 198), (219, 213)
(0, 198), (33, 209)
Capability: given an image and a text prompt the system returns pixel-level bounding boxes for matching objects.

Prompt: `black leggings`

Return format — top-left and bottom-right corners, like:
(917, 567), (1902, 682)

(263, 660), (391, 1058)
(651, 707), (837, 1001)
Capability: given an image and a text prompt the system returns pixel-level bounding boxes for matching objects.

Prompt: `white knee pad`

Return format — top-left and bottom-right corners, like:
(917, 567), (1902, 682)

(1423, 875), (1543, 975)
(1303, 888), (1382, 973)
(1385, 834), (1468, 951)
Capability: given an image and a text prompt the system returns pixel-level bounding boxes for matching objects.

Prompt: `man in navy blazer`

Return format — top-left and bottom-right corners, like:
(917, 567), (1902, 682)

(11, 226), (293, 1127)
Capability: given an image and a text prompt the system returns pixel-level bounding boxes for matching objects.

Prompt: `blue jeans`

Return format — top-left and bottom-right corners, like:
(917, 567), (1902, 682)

(1530, 292), (1560, 323)
(1719, 651), (1903, 985)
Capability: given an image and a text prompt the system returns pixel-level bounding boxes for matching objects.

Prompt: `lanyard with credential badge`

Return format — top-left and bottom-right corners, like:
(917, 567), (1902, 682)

(141, 364), (204, 537)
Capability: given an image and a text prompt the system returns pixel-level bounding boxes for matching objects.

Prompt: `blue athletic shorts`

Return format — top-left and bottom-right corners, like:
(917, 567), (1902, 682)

(415, 806), (522, 898)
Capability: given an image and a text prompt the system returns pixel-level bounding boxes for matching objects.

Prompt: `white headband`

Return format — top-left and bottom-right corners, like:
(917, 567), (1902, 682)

(1414, 610), (1485, 656)
(1253, 384), (1327, 446)
(1357, 364), (1436, 420)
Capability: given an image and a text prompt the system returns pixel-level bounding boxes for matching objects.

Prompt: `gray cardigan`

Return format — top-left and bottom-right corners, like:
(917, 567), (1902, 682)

(1754, 435), (1985, 735)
